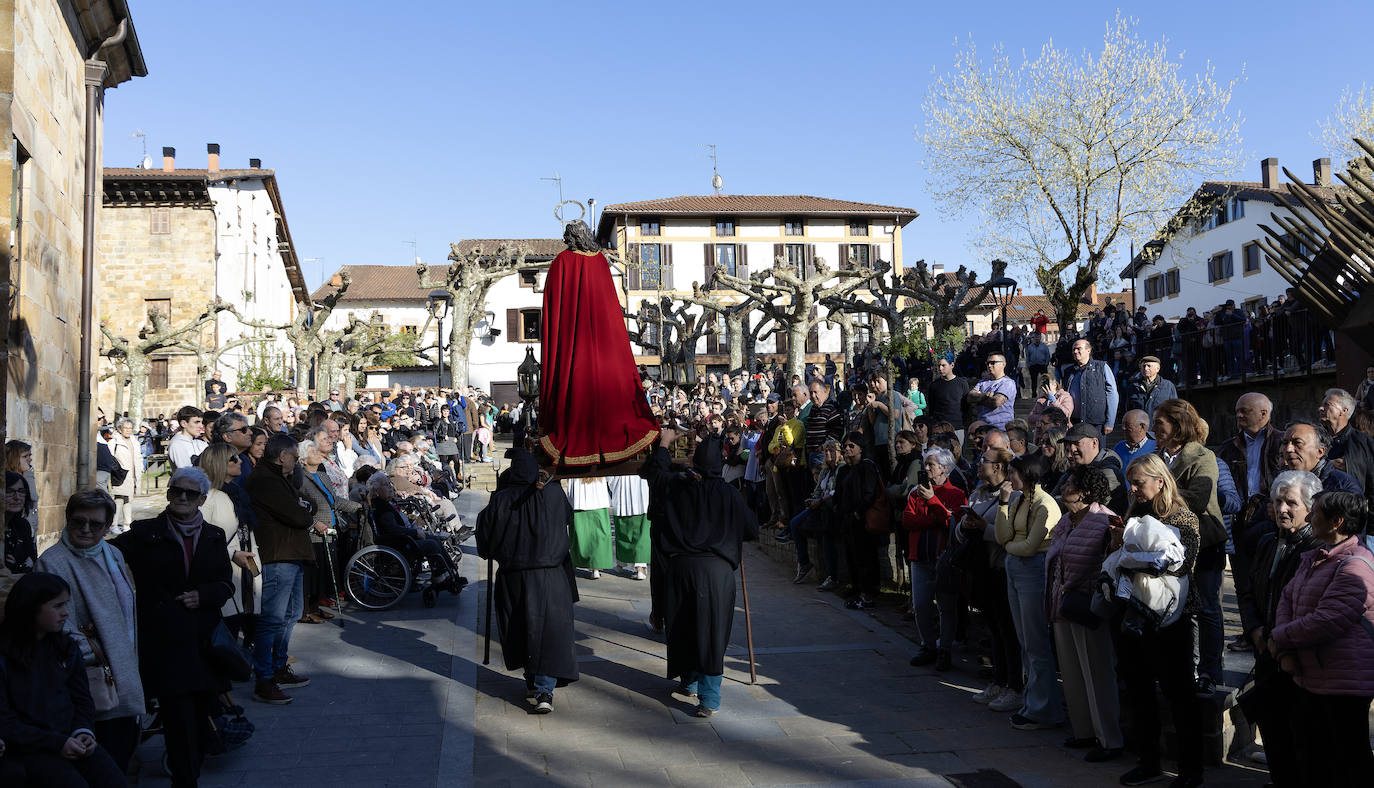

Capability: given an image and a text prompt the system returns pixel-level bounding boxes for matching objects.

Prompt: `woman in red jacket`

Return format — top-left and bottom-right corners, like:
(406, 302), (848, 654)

(902, 447), (965, 668)
(1271, 490), (1374, 786)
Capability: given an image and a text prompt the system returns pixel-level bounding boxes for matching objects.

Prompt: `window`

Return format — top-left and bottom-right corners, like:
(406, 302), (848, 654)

(785, 244), (807, 274)
(144, 298), (171, 322)
(714, 218), (735, 237)
(639, 244), (662, 289)
(1164, 269), (1180, 296)
(784, 217), (805, 236)
(847, 244), (870, 268)
(1228, 198), (1245, 222)
(151, 358), (169, 390)
(714, 244), (737, 277)
(1207, 252), (1234, 282)
(1243, 242), (1261, 274)
(520, 309), (541, 341)
(1145, 275), (1164, 301)
(965, 321), (976, 335)
(848, 219), (868, 236)
(640, 219), (660, 236)
(400, 325), (418, 335)
(519, 270), (538, 288)
(150, 208), (171, 235)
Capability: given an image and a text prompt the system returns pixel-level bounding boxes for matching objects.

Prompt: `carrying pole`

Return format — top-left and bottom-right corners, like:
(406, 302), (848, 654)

(323, 532), (345, 630)
(483, 557), (494, 665)
(739, 558), (757, 684)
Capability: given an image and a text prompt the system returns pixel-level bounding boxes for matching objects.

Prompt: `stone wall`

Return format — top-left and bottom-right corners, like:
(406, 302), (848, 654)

(1, 0), (102, 542)
(96, 203), (217, 418)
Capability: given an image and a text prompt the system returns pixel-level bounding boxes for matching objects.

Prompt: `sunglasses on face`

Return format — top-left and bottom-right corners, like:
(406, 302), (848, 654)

(167, 487), (200, 500)
(67, 517), (107, 533)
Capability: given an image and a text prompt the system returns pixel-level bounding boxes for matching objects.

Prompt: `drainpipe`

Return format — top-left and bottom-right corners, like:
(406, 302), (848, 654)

(77, 20), (127, 488)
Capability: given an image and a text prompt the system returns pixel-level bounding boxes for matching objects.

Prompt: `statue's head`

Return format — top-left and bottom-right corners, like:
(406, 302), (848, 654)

(563, 220), (599, 253)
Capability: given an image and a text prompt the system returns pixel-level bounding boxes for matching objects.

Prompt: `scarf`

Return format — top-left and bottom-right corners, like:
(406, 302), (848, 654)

(167, 510), (205, 576)
(60, 529), (137, 644)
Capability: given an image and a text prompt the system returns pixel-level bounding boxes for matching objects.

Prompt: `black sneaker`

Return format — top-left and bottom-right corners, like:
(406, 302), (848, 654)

(1194, 675), (1216, 698)
(273, 667), (310, 689)
(909, 648), (937, 667)
(844, 596), (874, 610)
(817, 576), (839, 592)
(774, 533), (792, 544)
(793, 564), (813, 584)
(532, 693), (553, 714)
(253, 680), (292, 705)
(1119, 764), (1166, 785)
(670, 685), (699, 703)
(693, 705), (716, 718)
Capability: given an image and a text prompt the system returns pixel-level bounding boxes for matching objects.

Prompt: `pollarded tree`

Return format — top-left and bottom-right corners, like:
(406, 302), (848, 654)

(238, 270), (352, 396)
(904, 259), (1006, 336)
(100, 299), (235, 423)
(711, 255), (875, 377)
(625, 295), (717, 375)
(921, 14), (1243, 333)
(418, 242), (551, 389)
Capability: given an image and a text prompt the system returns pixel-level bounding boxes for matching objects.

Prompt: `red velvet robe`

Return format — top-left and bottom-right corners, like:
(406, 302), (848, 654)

(539, 249), (659, 466)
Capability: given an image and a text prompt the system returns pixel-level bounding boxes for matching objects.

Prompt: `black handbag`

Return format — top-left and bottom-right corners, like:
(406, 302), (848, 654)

(1058, 587), (1101, 630)
(204, 620), (252, 682)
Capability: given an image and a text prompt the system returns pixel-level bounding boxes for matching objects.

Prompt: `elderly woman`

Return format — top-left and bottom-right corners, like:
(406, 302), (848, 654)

(1234, 470), (1321, 787)
(1117, 454), (1204, 788)
(949, 447), (1023, 711)
(1152, 398), (1226, 696)
(108, 418), (142, 533)
(366, 473), (462, 593)
(34, 489), (145, 773)
(297, 440), (339, 623)
(1046, 466), (1123, 761)
(197, 443), (261, 643)
(902, 446), (966, 668)
(1271, 490), (1374, 786)
(111, 467), (233, 788)
(995, 453), (1064, 731)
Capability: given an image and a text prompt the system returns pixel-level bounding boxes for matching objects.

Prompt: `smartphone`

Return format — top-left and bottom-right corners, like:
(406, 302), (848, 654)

(244, 555), (261, 578)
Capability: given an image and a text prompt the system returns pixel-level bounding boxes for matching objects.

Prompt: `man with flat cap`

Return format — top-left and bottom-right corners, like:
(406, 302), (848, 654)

(1125, 355), (1178, 417)
(476, 448), (579, 714)
(642, 427), (757, 716)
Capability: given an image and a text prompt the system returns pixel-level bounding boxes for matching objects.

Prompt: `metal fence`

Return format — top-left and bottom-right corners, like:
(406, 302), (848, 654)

(1131, 308), (1334, 391)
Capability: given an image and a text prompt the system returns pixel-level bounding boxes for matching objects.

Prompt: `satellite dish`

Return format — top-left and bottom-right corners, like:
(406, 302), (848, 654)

(140, 155), (153, 169)
(711, 172), (723, 193)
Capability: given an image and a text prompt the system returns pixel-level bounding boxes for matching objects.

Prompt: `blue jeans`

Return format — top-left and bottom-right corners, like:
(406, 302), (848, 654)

(1005, 553), (1064, 723)
(908, 560), (940, 650)
(525, 674), (556, 696)
(1194, 560), (1225, 682)
(789, 510), (816, 566)
(254, 561), (305, 681)
(680, 672), (723, 711)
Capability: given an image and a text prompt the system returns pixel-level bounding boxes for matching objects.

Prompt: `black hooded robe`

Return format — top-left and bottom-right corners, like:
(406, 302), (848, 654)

(476, 450), (580, 683)
(641, 438), (757, 679)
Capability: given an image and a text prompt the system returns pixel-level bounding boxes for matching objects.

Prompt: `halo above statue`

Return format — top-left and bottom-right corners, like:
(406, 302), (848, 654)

(555, 200), (586, 225)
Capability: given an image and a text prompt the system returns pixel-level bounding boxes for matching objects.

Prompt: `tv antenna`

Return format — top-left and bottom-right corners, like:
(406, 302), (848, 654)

(706, 144), (723, 193)
(402, 237), (420, 266)
(541, 171), (564, 206)
(132, 129), (151, 168)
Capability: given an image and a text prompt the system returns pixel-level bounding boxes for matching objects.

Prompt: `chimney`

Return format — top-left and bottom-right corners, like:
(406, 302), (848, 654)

(249, 157), (262, 169)
(1313, 157), (1332, 187)
(932, 263), (945, 276)
(1261, 157), (1279, 189)
(1086, 282), (1099, 305)
(161, 146), (175, 172)
(207, 143), (220, 172)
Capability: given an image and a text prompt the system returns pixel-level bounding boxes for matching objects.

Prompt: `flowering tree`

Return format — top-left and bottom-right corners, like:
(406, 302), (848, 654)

(921, 14), (1243, 331)
(1319, 85), (1374, 171)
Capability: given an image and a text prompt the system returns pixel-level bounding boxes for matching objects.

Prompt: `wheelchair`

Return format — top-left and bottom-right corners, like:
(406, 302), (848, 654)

(344, 497), (470, 610)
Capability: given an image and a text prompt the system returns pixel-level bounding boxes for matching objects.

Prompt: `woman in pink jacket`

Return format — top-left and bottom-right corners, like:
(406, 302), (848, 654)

(1271, 490), (1374, 786)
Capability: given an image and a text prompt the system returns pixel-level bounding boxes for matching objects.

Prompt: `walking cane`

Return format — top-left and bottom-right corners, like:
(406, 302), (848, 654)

(322, 530), (345, 630)
(739, 559), (757, 685)
(483, 556), (494, 665)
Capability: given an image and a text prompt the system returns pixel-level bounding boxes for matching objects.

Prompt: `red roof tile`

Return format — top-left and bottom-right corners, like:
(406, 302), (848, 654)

(311, 239), (563, 302)
(601, 194), (918, 220)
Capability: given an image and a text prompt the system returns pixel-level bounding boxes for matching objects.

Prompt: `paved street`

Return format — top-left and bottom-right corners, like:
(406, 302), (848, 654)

(130, 487), (1271, 787)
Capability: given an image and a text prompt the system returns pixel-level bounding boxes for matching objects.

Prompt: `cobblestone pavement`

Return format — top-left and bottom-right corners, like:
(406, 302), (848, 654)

(128, 487), (1271, 787)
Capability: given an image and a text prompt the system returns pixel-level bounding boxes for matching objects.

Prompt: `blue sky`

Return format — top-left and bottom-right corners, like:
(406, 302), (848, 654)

(104, 0), (1372, 292)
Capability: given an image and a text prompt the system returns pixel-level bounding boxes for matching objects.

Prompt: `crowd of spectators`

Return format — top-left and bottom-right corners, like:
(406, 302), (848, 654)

(0, 382), (504, 786)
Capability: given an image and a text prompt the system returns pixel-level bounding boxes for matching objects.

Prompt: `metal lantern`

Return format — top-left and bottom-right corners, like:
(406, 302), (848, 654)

(518, 346), (541, 401)
(989, 272), (1018, 360)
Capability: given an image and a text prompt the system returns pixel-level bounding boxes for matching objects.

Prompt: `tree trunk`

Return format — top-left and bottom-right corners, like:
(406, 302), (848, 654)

(127, 354), (150, 425)
(724, 311), (745, 372)
(448, 287), (487, 390)
(786, 320), (807, 377)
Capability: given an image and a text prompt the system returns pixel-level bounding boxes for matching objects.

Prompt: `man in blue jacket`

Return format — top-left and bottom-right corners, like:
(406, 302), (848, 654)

(1066, 339), (1119, 434)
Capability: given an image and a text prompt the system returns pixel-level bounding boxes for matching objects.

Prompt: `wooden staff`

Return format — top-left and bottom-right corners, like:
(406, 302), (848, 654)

(483, 556), (494, 665)
(740, 558), (757, 684)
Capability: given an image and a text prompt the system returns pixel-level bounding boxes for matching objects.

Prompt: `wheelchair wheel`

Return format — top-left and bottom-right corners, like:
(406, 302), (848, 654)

(345, 545), (412, 610)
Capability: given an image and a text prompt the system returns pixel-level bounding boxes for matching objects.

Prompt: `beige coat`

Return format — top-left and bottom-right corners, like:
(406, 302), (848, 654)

(109, 433), (142, 497)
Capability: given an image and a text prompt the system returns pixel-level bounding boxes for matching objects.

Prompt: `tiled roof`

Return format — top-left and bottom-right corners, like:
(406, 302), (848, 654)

(105, 167), (274, 180)
(312, 265), (435, 303)
(973, 289), (1136, 321)
(451, 239), (565, 258)
(601, 194), (919, 219)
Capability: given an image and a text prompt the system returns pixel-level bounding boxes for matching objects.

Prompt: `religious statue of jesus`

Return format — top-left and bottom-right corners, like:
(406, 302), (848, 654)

(538, 220), (660, 467)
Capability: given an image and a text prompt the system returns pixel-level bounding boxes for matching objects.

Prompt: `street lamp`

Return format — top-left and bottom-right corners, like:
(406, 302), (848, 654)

(517, 346), (541, 433)
(989, 272), (1018, 363)
(427, 289), (451, 389)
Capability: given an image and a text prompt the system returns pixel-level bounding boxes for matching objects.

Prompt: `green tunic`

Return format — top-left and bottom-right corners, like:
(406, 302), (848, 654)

(613, 513), (651, 564)
(569, 508), (613, 569)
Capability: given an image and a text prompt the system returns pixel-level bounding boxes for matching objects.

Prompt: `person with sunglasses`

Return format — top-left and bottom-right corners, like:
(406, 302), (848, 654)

(111, 468), (233, 787)
(967, 353), (1018, 431)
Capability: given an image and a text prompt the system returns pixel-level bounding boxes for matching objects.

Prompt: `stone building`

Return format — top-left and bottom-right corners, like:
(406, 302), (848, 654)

(1, 1), (146, 540)
(99, 146), (309, 416)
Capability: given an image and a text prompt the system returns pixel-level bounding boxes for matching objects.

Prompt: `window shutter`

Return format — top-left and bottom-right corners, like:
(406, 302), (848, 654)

(1224, 251), (1234, 279)
(704, 243), (715, 288)
(870, 244), (881, 269)
(664, 245), (674, 289)
(627, 243), (641, 290)
(776, 328), (787, 354)
(807, 244), (818, 277)
(506, 309), (519, 342)
(738, 244), (749, 280)
(837, 243), (848, 271)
